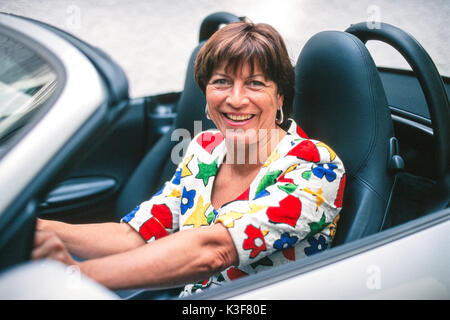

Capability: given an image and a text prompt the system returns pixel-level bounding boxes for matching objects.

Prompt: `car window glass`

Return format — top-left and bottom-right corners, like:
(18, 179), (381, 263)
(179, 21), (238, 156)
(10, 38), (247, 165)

(0, 32), (57, 144)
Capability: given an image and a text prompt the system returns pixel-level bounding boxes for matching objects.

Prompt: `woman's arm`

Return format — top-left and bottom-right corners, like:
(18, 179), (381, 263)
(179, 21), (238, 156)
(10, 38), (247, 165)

(36, 218), (146, 259)
(78, 223), (238, 290)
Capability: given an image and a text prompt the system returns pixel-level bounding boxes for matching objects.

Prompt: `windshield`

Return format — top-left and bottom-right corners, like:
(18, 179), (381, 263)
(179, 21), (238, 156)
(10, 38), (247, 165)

(0, 32), (57, 143)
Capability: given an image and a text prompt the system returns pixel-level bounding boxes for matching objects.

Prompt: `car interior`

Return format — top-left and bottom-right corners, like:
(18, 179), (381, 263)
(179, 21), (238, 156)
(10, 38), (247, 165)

(0, 11), (448, 298)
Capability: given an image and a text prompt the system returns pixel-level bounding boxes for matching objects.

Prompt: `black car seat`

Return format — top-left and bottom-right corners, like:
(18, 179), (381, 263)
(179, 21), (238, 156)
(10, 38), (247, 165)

(293, 30), (401, 245)
(115, 13), (241, 219)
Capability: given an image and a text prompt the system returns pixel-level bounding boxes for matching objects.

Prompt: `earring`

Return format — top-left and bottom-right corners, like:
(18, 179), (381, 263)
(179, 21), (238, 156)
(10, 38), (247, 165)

(276, 106), (284, 125)
(205, 104), (211, 120)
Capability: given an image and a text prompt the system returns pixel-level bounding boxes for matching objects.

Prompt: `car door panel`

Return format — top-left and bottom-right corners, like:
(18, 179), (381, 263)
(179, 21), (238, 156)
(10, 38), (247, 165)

(379, 68), (449, 179)
(37, 98), (147, 222)
(40, 176), (117, 209)
(0, 201), (36, 271)
(37, 90), (182, 223)
(9, 15), (163, 224)
(377, 68), (449, 229)
(0, 13), (125, 271)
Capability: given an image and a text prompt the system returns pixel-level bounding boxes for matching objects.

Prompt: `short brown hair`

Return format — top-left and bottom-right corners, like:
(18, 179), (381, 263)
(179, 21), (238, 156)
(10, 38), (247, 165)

(194, 21), (295, 125)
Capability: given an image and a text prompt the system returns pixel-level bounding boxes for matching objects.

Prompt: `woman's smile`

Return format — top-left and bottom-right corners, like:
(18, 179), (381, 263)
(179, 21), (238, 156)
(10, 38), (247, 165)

(222, 112), (255, 126)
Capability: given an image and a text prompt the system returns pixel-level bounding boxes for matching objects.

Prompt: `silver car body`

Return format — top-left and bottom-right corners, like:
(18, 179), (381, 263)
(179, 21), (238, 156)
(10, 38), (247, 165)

(0, 12), (448, 300)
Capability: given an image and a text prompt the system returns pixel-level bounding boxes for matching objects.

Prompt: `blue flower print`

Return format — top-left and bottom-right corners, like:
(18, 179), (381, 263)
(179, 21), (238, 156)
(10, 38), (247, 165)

(180, 187), (196, 215)
(172, 168), (182, 185)
(274, 232), (298, 251)
(312, 163), (337, 182)
(304, 235), (328, 256)
(253, 189), (270, 200)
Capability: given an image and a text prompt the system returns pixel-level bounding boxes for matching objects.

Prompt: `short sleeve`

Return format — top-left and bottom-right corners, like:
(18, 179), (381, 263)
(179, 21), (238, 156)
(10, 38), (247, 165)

(121, 129), (227, 242)
(120, 152), (192, 242)
(215, 141), (345, 267)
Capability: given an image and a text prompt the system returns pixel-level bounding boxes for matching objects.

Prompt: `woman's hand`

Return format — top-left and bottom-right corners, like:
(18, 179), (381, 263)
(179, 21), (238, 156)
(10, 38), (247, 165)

(32, 227), (78, 267)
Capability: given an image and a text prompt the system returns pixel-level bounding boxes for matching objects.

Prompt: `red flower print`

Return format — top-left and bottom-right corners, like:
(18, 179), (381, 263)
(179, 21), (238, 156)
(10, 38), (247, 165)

(227, 267), (248, 280)
(282, 247), (296, 261)
(243, 224), (267, 259)
(196, 132), (224, 154)
(334, 174), (346, 208)
(235, 187), (250, 201)
(266, 195), (302, 227)
(286, 140), (320, 162)
(138, 204), (172, 241)
(296, 125), (309, 139)
(151, 203), (173, 229)
(278, 173), (294, 183)
(139, 218), (168, 241)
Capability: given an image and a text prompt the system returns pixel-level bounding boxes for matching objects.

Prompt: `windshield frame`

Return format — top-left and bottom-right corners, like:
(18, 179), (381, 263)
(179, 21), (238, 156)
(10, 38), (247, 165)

(0, 21), (66, 159)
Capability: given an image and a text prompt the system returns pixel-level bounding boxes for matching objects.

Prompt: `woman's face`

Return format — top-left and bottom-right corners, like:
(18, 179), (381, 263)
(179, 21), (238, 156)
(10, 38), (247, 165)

(206, 62), (284, 147)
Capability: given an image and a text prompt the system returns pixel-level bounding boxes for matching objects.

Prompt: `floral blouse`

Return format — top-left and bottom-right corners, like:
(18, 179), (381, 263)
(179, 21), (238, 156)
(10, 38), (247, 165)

(121, 119), (346, 296)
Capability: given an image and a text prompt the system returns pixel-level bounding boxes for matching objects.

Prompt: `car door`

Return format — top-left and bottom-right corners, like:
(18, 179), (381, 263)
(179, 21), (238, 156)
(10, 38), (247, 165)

(0, 12), (136, 271)
(36, 90), (180, 225)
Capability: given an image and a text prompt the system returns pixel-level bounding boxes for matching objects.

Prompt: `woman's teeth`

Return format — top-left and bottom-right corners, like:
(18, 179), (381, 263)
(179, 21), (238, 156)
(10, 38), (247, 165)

(224, 114), (254, 121)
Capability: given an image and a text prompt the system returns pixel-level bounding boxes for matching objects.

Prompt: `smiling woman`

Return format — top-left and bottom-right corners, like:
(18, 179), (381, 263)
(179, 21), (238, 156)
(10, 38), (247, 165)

(32, 20), (345, 298)
(0, 4), (447, 300)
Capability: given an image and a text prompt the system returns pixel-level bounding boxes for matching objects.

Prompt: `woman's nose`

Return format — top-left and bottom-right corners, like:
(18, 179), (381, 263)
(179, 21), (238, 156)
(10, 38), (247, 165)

(226, 83), (249, 108)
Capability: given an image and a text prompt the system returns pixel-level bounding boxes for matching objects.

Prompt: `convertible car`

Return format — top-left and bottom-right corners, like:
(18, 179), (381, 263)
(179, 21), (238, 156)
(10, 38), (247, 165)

(0, 11), (448, 300)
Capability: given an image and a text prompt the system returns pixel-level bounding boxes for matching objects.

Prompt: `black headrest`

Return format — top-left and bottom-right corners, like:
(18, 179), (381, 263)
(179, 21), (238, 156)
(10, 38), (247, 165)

(294, 31), (394, 178)
(293, 31), (396, 243)
(174, 42), (216, 135)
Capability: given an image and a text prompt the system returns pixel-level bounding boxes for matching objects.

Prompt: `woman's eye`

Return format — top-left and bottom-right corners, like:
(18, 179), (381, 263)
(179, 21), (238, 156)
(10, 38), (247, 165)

(211, 78), (230, 86)
(249, 80), (265, 88)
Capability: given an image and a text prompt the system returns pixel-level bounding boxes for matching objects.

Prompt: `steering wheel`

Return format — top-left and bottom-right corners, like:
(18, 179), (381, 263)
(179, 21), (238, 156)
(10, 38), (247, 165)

(346, 22), (450, 210)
